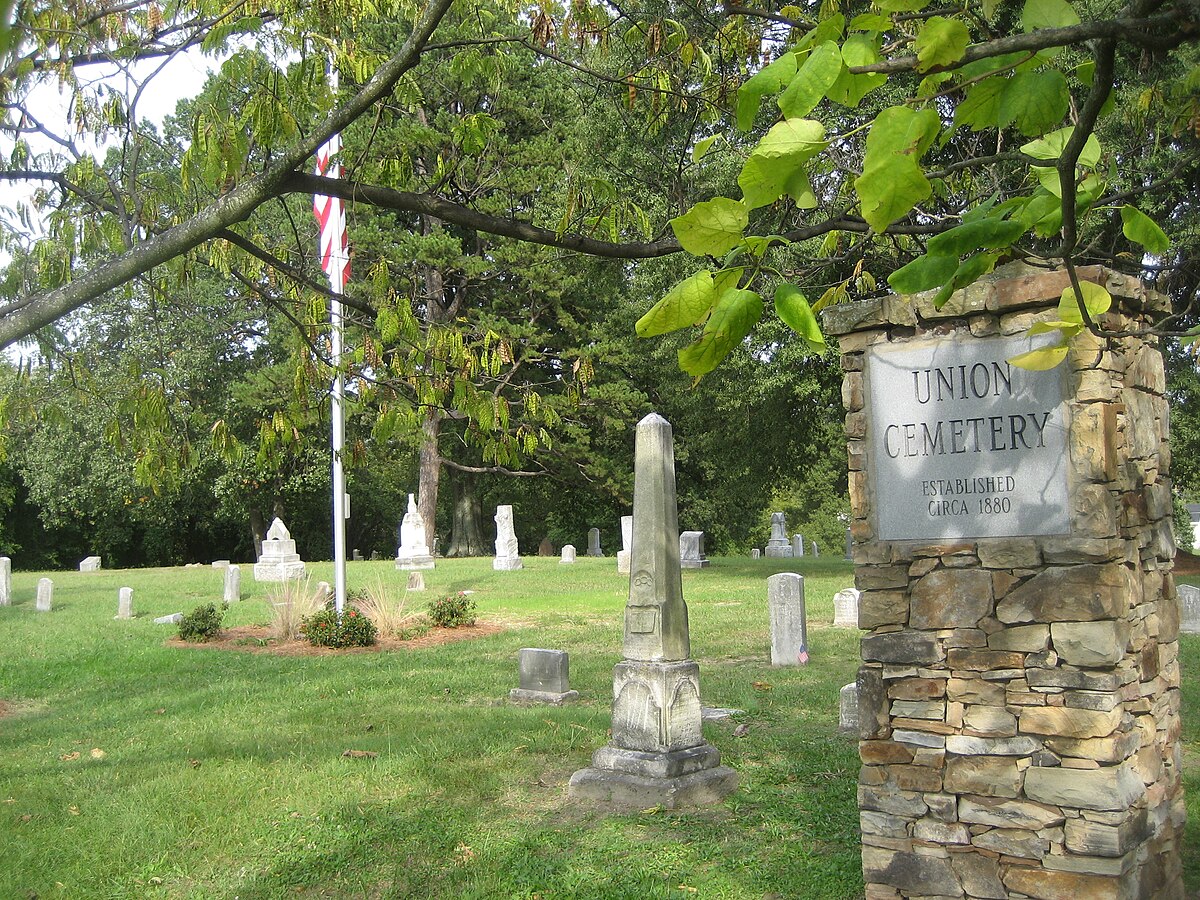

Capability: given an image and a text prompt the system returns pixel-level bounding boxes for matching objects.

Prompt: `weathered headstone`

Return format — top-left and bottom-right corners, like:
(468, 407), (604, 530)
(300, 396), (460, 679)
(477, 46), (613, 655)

(352, 548), (363, 561)
(569, 413), (736, 808)
(406, 571), (426, 591)
(395, 494), (435, 570)
(79, 556), (102, 572)
(115, 587), (134, 620)
(253, 518), (306, 581)
(493, 505), (523, 570)
(0, 556), (9, 607)
(768, 573), (807, 666)
(1179, 584), (1200, 634)
(538, 536), (555, 557)
(617, 515), (633, 575)
(223, 564), (241, 603)
(679, 531), (710, 568)
(837, 682), (858, 734)
(587, 527), (603, 557)
(750, 548), (760, 560)
(154, 612), (182, 625)
(35, 577), (52, 612)
(791, 533), (805, 557)
(509, 648), (579, 703)
(369, 550), (381, 561)
(317, 581), (331, 599)
(763, 512), (792, 557)
(825, 264), (1185, 898)
(211, 559), (230, 568)
(560, 544), (577, 564)
(832, 587), (860, 628)
(810, 540), (819, 557)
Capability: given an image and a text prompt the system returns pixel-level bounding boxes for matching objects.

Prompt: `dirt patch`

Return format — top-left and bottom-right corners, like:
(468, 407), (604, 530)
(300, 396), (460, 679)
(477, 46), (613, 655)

(1175, 550), (1200, 576)
(167, 621), (506, 656)
(0, 699), (11, 719)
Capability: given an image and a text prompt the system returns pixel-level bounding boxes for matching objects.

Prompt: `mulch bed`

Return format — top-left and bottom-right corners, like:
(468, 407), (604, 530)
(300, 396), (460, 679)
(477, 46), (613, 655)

(1174, 550), (1200, 576)
(167, 622), (505, 656)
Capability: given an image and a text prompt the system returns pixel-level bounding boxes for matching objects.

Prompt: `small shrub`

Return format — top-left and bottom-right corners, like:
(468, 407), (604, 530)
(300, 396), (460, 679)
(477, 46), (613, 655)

(301, 603), (377, 648)
(268, 578), (326, 641)
(427, 591), (476, 628)
(178, 603), (226, 643)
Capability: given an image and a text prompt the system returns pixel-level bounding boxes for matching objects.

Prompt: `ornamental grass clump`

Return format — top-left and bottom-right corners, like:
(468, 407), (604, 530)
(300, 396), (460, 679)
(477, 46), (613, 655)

(268, 577), (326, 642)
(352, 578), (428, 639)
(427, 591), (476, 628)
(301, 603), (377, 648)
(178, 603), (226, 642)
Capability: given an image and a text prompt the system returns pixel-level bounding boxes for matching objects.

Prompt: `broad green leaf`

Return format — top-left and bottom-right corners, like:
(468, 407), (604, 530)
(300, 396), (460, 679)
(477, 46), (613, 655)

(1020, 127), (1101, 167)
(953, 77), (1007, 132)
(1021, 0), (1080, 32)
(1028, 320), (1084, 339)
(926, 218), (1027, 256)
(1021, 191), (1063, 237)
(796, 13), (845, 51)
(1009, 343), (1069, 370)
(849, 13), (891, 31)
(855, 106), (940, 231)
(914, 17), (970, 72)
(828, 34), (888, 107)
(1032, 165), (1063, 198)
(888, 253), (959, 294)
(774, 284), (826, 350)
(692, 134), (721, 163)
(778, 42), (843, 119)
(743, 235), (788, 256)
(636, 270), (718, 336)
(876, 0), (929, 10)
(670, 197), (749, 257)
(738, 155), (816, 209)
(1058, 281), (1112, 323)
(753, 117), (827, 160)
(678, 288), (764, 376)
(1120, 205), (1170, 254)
(933, 252), (1000, 307)
(736, 52), (798, 131)
(998, 71), (1069, 136)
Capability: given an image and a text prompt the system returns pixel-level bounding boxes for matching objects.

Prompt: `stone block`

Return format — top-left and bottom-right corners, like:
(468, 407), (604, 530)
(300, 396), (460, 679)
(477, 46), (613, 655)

(862, 631), (942, 665)
(1064, 809), (1149, 857)
(949, 851), (1007, 899)
(945, 755), (1024, 798)
(1050, 620), (1129, 667)
(1018, 705), (1122, 739)
(1001, 866), (1123, 900)
(996, 565), (1129, 623)
(859, 740), (915, 765)
(963, 705), (1017, 737)
(946, 649), (1026, 671)
(946, 678), (1006, 705)
(567, 761), (737, 809)
(1024, 764), (1145, 811)
(959, 796), (1065, 830)
(610, 660), (703, 753)
(910, 569), (993, 629)
(509, 648), (578, 703)
(861, 847), (966, 897)
(945, 734), (1041, 756)
(560, 544), (576, 564)
(972, 827), (1047, 859)
(79, 556), (102, 572)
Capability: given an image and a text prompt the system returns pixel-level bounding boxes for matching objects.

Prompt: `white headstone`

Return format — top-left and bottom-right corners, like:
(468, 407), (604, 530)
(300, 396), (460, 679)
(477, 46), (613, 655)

(493, 505), (523, 570)
(154, 612), (183, 625)
(617, 515), (633, 575)
(764, 513), (793, 557)
(833, 587), (861, 628)
(223, 564), (241, 603)
(0, 556), (9, 607)
(1180, 584), (1200, 634)
(838, 682), (860, 734)
(36, 577), (53, 612)
(811, 540), (819, 557)
(396, 493), (435, 570)
(792, 533), (805, 557)
(352, 548), (363, 561)
(750, 548), (760, 560)
(254, 517), (306, 581)
(406, 571), (426, 591)
(115, 587), (134, 620)
(211, 560), (230, 568)
(768, 573), (807, 666)
(560, 544), (577, 564)
(317, 581), (331, 599)
(679, 531), (710, 568)
(79, 556), (102, 572)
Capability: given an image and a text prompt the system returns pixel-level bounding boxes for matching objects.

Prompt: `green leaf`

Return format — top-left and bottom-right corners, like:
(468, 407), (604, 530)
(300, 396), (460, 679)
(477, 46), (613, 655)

(774, 284), (826, 350)
(926, 218), (1027, 256)
(778, 42), (842, 119)
(1021, 0), (1080, 32)
(1009, 343), (1069, 370)
(1057, 281), (1112, 324)
(678, 289), (764, 377)
(854, 106), (940, 231)
(1120, 205), (1170, 254)
(998, 71), (1069, 136)
(736, 52), (798, 131)
(828, 34), (888, 107)
(875, 0), (929, 10)
(670, 198), (749, 257)
(738, 154), (816, 210)
(849, 13), (891, 31)
(888, 253), (959, 294)
(952, 77), (1007, 132)
(1028, 320), (1083, 339)
(1021, 191), (1063, 237)
(1020, 127), (1101, 167)
(692, 135), (721, 163)
(636, 270), (718, 336)
(914, 17), (970, 72)
(932, 252), (1000, 307)
(752, 117), (827, 160)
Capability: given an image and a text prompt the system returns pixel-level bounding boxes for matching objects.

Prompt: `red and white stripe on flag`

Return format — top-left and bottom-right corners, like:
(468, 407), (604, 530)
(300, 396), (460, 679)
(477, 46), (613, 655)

(313, 131), (349, 285)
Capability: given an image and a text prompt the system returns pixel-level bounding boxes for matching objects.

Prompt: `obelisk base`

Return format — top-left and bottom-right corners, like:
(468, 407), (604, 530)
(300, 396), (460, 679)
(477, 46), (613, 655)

(568, 750), (736, 809)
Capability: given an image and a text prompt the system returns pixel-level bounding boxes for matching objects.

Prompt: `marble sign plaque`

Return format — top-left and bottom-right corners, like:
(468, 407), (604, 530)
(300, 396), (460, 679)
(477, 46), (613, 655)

(865, 334), (1069, 540)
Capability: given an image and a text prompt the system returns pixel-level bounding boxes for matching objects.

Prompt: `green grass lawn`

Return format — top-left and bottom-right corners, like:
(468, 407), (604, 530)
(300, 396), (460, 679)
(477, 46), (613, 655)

(0, 558), (1196, 899)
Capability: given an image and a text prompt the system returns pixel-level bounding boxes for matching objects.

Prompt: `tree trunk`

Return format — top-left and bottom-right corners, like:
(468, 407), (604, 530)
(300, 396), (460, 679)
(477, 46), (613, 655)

(249, 507), (266, 561)
(445, 470), (486, 557)
(417, 408), (442, 554)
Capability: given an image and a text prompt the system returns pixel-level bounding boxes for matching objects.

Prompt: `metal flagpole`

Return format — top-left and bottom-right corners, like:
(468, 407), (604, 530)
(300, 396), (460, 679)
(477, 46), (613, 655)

(314, 65), (349, 616)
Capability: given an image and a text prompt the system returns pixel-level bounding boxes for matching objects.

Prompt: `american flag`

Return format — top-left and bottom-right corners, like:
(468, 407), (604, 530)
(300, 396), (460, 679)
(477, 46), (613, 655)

(313, 130), (349, 287)
(797, 646), (809, 665)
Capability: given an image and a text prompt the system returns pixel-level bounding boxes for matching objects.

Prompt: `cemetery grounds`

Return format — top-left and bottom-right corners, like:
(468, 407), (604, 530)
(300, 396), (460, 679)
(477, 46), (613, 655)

(1, 557), (1198, 898)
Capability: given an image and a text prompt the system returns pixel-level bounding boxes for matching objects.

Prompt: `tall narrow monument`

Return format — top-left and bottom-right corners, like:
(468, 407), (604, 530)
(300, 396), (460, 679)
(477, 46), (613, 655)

(395, 493), (435, 570)
(569, 413), (737, 808)
(493, 505), (523, 571)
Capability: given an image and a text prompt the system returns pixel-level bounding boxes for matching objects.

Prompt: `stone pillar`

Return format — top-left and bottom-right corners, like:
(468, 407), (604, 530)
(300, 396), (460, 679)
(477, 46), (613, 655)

(115, 587), (134, 620)
(0, 556), (9, 607)
(35, 577), (52, 612)
(825, 263), (1184, 898)
(768, 572), (807, 665)
(223, 565), (241, 603)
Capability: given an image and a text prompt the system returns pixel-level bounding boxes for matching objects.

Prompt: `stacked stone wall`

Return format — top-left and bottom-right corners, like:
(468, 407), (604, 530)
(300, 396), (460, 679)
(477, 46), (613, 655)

(823, 262), (1185, 899)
